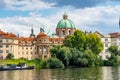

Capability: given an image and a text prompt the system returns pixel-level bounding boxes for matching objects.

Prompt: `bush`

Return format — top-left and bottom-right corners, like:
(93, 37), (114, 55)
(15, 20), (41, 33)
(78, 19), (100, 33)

(32, 58), (42, 69)
(41, 58), (64, 69)
(6, 54), (14, 59)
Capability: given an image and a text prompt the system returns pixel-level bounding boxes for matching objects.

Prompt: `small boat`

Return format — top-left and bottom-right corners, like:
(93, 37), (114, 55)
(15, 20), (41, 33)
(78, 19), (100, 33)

(0, 63), (34, 71)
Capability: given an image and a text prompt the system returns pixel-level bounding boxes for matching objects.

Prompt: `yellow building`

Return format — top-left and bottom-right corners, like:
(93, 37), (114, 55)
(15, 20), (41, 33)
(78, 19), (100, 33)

(0, 13), (76, 60)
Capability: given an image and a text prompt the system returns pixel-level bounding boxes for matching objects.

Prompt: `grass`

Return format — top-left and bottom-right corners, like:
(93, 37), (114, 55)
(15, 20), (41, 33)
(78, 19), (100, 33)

(0, 59), (35, 66)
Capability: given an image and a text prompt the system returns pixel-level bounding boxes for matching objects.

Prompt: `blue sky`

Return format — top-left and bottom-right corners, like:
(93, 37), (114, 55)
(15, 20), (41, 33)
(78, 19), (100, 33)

(0, 0), (120, 36)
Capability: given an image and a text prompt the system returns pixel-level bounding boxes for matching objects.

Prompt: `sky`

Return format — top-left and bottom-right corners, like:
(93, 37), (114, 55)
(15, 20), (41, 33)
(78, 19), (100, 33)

(0, 0), (120, 37)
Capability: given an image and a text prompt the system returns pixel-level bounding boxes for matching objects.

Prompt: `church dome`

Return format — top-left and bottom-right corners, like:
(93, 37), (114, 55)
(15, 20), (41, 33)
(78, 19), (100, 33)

(57, 13), (76, 29)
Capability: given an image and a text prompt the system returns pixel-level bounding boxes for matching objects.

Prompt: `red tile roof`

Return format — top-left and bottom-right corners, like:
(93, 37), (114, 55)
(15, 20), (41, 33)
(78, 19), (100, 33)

(0, 29), (6, 35)
(37, 32), (48, 38)
(109, 32), (120, 38)
(18, 37), (36, 45)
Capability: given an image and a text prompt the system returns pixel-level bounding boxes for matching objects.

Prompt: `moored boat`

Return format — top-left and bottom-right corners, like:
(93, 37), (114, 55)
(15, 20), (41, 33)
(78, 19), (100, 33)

(0, 63), (34, 71)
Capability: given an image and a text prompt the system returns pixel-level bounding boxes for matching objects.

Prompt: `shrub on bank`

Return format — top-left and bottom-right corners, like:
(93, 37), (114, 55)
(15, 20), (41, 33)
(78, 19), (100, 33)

(41, 58), (64, 69)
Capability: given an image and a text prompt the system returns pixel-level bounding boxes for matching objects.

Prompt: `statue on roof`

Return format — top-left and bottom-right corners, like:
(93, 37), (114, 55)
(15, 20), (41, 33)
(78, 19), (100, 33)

(40, 27), (45, 32)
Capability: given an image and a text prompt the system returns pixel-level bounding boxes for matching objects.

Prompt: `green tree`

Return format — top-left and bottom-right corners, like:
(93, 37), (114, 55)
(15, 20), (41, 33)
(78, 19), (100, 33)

(47, 58), (64, 69)
(104, 45), (120, 66)
(85, 33), (103, 55)
(70, 48), (87, 66)
(73, 30), (86, 51)
(50, 46), (72, 67)
(84, 50), (97, 66)
(64, 30), (86, 51)
(108, 45), (120, 56)
(58, 46), (72, 67)
(63, 35), (74, 47)
(50, 45), (61, 57)
(6, 53), (14, 59)
(63, 30), (103, 55)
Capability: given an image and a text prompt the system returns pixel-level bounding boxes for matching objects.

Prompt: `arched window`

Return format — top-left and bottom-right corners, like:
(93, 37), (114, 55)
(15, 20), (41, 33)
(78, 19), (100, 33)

(69, 30), (71, 34)
(62, 30), (65, 35)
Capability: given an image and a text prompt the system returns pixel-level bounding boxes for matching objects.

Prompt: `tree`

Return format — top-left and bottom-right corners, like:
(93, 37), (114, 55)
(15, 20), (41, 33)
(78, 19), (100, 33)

(6, 53), (14, 59)
(104, 45), (120, 66)
(50, 45), (61, 57)
(50, 46), (72, 67)
(64, 30), (86, 51)
(108, 45), (120, 56)
(58, 47), (72, 67)
(70, 48), (86, 66)
(85, 33), (103, 55)
(84, 50), (97, 66)
(73, 30), (86, 51)
(63, 35), (74, 48)
(47, 58), (64, 69)
(63, 30), (103, 55)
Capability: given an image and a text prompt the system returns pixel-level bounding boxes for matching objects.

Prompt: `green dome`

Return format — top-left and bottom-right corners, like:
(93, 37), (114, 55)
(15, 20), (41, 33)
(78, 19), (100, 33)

(57, 13), (76, 29)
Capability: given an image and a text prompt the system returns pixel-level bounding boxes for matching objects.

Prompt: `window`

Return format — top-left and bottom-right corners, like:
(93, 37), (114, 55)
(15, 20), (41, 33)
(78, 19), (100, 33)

(0, 39), (2, 42)
(6, 39), (8, 42)
(6, 50), (9, 53)
(0, 44), (2, 48)
(43, 47), (46, 52)
(39, 48), (42, 51)
(43, 49), (46, 52)
(0, 50), (3, 53)
(69, 30), (71, 34)
(105, 43), (108, 47)
(105, 38), (108, 41)
(26, 51), (28, 54)
(6, 44), (9, 48)
(105, 49), (108, 53)
(62, 30), (65, 35)
(27, 41), (31, 46)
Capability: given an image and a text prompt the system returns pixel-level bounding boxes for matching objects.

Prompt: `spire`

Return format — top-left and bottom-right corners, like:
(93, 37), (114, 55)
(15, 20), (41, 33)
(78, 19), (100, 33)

(30, 25), (35, 38)
(31, 27), (33, 34)
(63, 12), (68, 19)
(17, 33), (19, 38)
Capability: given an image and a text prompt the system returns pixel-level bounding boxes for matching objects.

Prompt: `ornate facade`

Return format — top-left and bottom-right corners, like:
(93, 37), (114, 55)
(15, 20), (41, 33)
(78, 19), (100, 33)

(0, 13), (76, 60)
(1, 13), (117, 60)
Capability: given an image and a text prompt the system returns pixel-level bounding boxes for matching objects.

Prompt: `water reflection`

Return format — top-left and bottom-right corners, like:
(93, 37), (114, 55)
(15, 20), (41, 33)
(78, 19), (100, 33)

(0, 67), (120, 80)
(102, 66), (120, 80)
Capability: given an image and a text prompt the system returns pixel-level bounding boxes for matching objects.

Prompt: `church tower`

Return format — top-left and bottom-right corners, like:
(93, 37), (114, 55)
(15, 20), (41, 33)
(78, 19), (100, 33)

(56, 12), (76, 37)
(30, 27), (35, 38)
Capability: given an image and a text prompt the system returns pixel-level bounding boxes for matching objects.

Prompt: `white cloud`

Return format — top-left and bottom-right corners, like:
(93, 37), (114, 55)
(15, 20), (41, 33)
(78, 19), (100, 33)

(3, 0), (55, 11)
(0, 4), (120, 37)
(64, 5), (120, 33)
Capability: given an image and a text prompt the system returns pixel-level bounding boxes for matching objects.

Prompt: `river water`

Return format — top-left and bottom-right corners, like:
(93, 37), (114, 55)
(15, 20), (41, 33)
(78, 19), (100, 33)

(0, 66), (120, 80)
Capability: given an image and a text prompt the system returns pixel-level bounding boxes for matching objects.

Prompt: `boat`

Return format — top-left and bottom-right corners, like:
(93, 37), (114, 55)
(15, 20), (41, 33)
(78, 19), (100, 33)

(0, 63), (34, 71)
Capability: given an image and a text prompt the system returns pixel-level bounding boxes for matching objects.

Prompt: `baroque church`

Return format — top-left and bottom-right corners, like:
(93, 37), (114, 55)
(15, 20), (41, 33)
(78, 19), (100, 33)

(0, 13), (76, 60)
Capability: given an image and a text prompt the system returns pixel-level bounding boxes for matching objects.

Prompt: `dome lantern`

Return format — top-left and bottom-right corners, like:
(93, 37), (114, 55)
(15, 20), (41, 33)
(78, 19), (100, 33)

(63, 12), (68, 19)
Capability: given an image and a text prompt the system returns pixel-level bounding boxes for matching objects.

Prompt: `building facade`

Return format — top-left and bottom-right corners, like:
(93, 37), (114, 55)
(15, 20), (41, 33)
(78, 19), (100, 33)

(0, 13), (76, 60)
(0, 13), (119, 60)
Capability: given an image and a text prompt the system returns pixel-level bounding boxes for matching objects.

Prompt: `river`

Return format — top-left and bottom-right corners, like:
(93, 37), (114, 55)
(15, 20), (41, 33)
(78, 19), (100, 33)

(0, 66), (120, 80)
